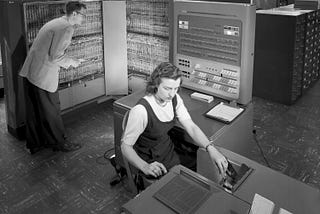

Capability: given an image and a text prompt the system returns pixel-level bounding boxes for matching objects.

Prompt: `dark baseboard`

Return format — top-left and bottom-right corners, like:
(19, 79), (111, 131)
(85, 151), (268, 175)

(0, 88), (4, 98)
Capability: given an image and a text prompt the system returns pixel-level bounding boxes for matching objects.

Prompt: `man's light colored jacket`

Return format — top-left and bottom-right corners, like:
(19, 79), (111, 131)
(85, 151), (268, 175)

(20, 17), (75, 92)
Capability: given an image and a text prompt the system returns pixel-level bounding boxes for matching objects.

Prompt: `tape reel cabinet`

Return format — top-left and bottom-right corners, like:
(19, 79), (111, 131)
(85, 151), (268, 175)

(173, 0), (256, 105)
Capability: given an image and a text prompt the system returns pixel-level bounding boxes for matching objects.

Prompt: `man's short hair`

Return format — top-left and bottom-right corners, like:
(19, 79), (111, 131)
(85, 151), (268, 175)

(146, 62), (182, 95)
(66, 1), (87, 16)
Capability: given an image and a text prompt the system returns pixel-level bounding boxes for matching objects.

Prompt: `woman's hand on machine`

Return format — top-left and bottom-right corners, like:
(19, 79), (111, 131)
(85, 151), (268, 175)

(207, 145), (228, 178)
(142, 161), (167, 178)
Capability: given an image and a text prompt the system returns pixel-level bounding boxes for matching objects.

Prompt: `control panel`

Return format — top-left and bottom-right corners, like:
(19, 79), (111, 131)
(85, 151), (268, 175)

(173, 1), (256, 105)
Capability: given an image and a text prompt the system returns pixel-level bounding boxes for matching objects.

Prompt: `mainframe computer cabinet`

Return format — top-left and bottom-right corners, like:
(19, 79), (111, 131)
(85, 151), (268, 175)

(126, 0), (173, 93)
(254, 7), (320, 105)
(0, 0), (127, 139)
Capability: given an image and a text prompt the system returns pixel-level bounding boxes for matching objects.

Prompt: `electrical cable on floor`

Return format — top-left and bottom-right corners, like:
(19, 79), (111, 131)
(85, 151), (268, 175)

(95, 147), (128, 187)
(103, 147), (116, 161)
(95, 147), (114, 165)
(252, 129), (271, 168)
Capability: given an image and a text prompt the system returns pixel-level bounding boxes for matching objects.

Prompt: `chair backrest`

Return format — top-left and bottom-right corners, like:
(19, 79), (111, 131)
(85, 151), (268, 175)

(121, 110), (158, 194)
(121, 110), (139, 194)
(121, 110), (129, 132)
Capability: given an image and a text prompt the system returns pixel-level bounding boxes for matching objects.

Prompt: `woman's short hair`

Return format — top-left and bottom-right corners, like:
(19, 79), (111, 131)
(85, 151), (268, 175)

(146, 62), (182, 95)
(66, 1), (87, 16)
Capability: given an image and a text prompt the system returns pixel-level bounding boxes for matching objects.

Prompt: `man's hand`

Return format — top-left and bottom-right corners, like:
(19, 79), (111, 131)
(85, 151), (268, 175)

(69, 58), (81, 68)
(141, 161), (167, 178)
(207, 145), (228, 178)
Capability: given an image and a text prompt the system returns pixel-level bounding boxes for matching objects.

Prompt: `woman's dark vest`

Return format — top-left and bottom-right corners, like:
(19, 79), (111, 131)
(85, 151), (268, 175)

(133, 96), (180, 170)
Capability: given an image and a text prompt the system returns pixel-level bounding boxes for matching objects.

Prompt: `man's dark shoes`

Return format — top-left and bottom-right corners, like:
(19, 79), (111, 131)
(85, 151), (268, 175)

(52, 142), (82, 152)
(29, 147), (43, 155)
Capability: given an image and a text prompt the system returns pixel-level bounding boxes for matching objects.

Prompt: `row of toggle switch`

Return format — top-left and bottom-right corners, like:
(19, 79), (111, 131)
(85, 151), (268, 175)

(193, 71), (238, 87)
(191, 78), (238, 94)
(193, 64), (238, 78)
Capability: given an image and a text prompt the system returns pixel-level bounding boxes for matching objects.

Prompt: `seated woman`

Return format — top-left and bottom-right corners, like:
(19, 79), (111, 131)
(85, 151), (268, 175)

(121, 62), (228, 180)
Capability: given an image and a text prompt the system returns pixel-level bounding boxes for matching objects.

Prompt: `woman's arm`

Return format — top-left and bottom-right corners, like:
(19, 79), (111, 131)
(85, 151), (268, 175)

(121, 105), (166, 177)
(179, 118), (228, 176)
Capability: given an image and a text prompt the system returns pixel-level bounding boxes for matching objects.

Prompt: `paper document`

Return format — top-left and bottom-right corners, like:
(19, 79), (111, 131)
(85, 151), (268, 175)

(205, 102), (244, 124)
(278, 208), (293, 214)
(249, 193), (275, 214)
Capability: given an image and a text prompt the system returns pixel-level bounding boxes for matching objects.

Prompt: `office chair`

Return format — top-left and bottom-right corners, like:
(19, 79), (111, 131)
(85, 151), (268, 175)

(120, 110), (198, 194)
(120, 111), (156, 195)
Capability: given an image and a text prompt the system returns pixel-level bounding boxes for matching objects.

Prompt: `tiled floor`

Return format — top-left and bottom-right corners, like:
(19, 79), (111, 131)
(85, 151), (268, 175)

(249, 81), (320, 189)
(0, 99), (134, 214)
(0, 80), (320, 213)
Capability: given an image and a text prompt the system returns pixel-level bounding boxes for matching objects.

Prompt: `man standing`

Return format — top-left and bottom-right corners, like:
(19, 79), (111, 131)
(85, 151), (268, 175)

(19, 1), (87, 154)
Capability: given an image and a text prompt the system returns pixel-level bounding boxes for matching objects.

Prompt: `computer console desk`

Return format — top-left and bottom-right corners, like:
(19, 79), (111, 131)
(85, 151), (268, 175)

(122, 148), (320, 214)
(115, 89), (320, 213)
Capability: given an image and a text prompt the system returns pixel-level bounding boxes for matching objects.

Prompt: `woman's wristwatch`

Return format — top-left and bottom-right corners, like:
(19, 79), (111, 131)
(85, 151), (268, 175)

(205, 143), (214, 152)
